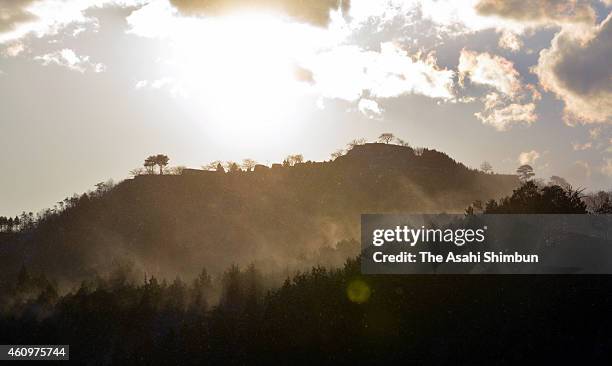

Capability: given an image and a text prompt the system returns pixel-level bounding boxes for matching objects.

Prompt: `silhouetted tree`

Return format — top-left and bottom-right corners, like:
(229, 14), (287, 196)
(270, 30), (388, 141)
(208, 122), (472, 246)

(191, 267), (212, 312)
(153, 154), (170, 175)
(549, 175), (570, 190)
(516, 164), (535, 182)
(242, 159), (257, 172)
(226, 162), (241, 173)
(331, 149), (344, 160)
(284, 154), (304, 166)
(480, 161), (493, 174)
(167, 166), (186, 175)
(203, 160), (223, 171)
(346, 138), (366, 150)
(484, 181), (586, 213)
(378, 133), (394, 144)
(395, 137), (410, 147)
(93, 180), (115, 197)
(466, 200), (484, 216)
(220, 265), (243, 314)
(144, 156), (156, 174)
(291, 154), (304, 165)
(129, 168), (145, 177)
(584, 191), (612, 213)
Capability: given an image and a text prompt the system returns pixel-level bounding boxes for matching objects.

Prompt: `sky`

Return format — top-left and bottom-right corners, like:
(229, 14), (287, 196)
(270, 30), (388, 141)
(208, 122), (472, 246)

(1, 0), (611, 216)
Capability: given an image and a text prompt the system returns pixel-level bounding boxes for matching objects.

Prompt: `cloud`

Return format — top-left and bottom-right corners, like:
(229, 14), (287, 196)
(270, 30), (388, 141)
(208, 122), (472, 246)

(572, 141), (592, 150)
(0, 0), (38, 34)
(358, 98), (382, 118)
(35, 48), (105, 73)
(475, 0), (596, 26)
(306, 42), (455, 103)
(415, 0), (596, 38)
(459, 49), (522, 96)
(601, 158), (612, 176)
(169, 0), (350, 26)
(589, 127), (602, 139)
(518, 150), (540, 165)
(498, 30), (522, 51)
(533, 13), (612, 124)
(3, 41), (25, 56)
(0, 0), (146, 43)
(459, 49), (539, 130)
(418, 0), (513, 36)
(476, 100), (537, 130)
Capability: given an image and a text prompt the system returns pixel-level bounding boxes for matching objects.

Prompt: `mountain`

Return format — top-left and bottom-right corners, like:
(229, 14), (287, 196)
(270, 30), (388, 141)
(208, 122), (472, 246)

(0, 143), (518, 285)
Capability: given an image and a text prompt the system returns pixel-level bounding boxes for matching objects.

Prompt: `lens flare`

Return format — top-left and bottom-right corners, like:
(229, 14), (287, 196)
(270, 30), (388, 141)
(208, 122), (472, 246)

(346, 279), (371, 304)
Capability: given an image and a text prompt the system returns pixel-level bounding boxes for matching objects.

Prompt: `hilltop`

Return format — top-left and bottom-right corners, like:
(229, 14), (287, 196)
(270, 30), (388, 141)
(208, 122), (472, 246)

(0, 143), (518, 284)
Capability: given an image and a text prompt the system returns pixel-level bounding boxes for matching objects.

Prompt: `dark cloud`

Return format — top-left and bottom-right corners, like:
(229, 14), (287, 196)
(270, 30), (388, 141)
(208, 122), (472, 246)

(553, 15), (611, 96)
(169, 0), (350, 26)
(475, 0), (596, 25)
(534, 13), (612, 123)
(0, 0), (38, 34)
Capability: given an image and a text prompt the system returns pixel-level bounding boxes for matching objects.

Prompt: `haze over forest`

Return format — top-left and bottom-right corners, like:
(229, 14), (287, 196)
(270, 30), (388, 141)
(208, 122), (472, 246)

(0, 141), (520, 284)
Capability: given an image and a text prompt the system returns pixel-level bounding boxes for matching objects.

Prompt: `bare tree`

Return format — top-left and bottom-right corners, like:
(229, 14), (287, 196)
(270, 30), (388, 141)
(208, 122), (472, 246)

(346, 138), (366, 150)
(130, 167), (145, 177)
(203, 160), (223, 171)
(378, 133), (394, 144)
(93, 180), (115, 198)
(516, 164), (535, 182)
(291, 154), (304, 165)
(225, 161), (241, 173)
(413, 147), (425, 156)
(167, 166), (186, 175)
(331, 149), (345, 160)
(284, 154), (304, 166)
(242, 159), (258, 171)
(395, 137), (410, 147)
(480, 161), (493, 174)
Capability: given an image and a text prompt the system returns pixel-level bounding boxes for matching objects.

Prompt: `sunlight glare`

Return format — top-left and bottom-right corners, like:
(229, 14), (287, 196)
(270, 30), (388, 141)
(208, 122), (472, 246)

(165, 12), (330, 142)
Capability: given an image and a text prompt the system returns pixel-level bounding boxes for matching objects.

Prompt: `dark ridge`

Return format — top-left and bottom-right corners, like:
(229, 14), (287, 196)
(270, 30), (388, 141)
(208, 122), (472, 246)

(0, 143), (518, 284)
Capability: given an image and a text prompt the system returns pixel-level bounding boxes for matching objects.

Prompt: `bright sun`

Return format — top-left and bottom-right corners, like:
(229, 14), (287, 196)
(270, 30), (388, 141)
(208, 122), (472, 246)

(162, 12), (330, 141)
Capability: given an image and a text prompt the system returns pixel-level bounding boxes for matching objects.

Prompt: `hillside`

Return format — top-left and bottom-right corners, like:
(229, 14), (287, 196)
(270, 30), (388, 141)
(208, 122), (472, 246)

(0, 144), (518, 284)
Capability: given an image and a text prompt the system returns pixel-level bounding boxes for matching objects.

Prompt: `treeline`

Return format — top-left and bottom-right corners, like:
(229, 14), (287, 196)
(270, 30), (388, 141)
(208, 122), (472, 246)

(0, 142), (519, 282)
(0, 216), (23, 233)
(0, 180), (115, 234)
(2, 258), (611, 363)
(468, 180), (593, 214)
(1, 182), (611, 363)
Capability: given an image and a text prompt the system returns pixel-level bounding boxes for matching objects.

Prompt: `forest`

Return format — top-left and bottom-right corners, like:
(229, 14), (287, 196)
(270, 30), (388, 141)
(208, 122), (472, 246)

(0, 140), (611, 364)
(0, 142), (519, 284)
